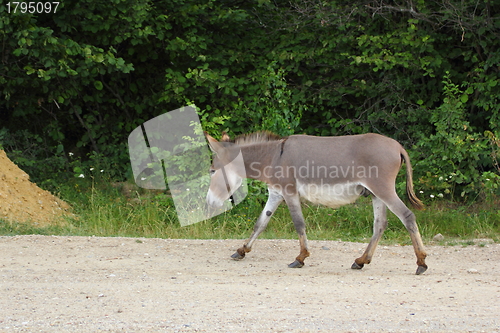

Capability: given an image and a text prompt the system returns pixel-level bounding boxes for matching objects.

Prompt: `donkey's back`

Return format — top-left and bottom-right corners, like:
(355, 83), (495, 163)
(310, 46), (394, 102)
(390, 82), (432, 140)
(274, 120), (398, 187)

(281, 133), (403, 173)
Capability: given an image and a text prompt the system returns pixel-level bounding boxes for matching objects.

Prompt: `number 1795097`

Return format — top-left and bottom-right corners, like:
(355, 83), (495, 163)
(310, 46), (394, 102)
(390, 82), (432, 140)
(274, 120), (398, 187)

(6, 2), (60, 14)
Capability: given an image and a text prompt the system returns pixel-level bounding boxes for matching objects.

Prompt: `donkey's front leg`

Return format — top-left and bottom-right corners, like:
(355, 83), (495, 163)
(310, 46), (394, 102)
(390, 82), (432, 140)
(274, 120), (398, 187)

(232, 188), (283, 260)
(284, 194), (310, 268)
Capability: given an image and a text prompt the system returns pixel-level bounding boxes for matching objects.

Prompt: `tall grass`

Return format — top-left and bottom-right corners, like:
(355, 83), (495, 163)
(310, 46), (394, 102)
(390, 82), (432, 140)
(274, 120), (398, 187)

(1, 179), (499, 244)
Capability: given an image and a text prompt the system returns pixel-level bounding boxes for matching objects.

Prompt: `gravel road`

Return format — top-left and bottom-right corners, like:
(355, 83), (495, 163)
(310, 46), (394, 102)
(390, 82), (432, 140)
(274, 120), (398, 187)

(1, 235), (499, 332)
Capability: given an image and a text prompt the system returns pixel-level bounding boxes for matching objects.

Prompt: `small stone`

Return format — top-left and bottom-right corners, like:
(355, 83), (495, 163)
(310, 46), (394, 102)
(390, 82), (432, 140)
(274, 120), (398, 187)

(467, 268), (479, 274)
(433, 233), (444, 241)
(321, 246), (330, 250)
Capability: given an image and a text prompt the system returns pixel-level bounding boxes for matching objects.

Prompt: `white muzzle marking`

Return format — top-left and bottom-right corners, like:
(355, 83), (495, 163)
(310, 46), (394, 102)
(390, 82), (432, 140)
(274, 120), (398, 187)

(206, 188), (225, 208)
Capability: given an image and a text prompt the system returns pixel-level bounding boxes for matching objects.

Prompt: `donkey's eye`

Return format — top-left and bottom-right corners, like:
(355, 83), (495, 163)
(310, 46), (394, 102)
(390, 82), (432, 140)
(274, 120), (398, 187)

(209, 169), (216, 176)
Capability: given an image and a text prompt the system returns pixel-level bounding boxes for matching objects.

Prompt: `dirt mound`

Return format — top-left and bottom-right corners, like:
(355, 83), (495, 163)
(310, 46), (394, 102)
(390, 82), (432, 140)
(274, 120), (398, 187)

(0, 150), (71, 226)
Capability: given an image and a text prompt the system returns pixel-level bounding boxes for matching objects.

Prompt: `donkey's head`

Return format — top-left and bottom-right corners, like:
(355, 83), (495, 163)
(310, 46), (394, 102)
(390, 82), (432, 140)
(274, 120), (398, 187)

(205, 132), (245, 207)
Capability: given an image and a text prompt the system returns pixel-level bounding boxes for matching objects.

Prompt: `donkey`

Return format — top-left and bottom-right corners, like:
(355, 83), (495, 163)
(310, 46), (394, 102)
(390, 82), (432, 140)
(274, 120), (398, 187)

(205, 131), (427, 275)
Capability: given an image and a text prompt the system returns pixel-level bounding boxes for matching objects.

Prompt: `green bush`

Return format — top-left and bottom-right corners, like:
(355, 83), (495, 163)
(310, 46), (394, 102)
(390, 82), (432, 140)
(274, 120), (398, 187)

(415, 73), (493, 201)
(1, 0), (499, 203)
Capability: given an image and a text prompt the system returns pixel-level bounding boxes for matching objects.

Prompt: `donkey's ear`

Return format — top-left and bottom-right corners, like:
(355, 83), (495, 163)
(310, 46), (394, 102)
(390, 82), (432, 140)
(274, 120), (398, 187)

(204, 132), (223, 153)
(221, 131), (231, 142)
(204, 131), (215, 141)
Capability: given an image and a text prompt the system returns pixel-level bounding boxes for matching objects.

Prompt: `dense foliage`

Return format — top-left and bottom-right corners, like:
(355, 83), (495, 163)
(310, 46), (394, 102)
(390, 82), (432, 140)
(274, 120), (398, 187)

(1, 0), (499, 201)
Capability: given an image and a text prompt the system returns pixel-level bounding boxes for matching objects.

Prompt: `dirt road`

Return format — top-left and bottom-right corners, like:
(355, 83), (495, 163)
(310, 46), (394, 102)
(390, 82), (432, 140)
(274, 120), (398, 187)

(1, 235), (499, 332)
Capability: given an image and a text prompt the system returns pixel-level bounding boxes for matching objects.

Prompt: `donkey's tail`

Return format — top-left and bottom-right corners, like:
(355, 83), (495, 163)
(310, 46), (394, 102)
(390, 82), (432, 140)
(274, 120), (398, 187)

(400, 148), (424, 210)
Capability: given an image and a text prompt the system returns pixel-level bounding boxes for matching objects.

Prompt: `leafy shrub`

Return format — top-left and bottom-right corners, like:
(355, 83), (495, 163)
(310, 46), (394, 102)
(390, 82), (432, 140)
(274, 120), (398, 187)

(415, 73), (493, 200)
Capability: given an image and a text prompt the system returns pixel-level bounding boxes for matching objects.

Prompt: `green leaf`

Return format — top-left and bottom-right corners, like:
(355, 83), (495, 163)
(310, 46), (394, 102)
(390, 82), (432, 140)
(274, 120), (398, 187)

(94, 81), (103, 90)
(94, 54), (104, 63)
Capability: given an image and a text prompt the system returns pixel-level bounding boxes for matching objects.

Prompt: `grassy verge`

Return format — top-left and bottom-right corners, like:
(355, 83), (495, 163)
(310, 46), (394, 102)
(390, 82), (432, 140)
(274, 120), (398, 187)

(1, 180), (499, 245)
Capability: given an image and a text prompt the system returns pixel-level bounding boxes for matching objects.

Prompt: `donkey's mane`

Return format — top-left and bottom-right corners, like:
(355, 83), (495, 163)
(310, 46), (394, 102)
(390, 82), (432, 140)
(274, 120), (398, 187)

(232, 131), (284, 145)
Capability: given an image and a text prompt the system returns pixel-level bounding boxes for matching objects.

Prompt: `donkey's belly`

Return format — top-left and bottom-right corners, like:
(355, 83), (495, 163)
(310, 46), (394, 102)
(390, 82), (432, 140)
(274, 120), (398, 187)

(297, 181), (363, 209)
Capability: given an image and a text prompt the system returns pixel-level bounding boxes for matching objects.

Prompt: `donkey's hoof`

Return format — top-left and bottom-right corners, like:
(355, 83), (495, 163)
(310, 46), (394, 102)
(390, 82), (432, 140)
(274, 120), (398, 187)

(288, 260), (304, 268)
(351, 262), (364, 270)
(231, 251), (245, 260)
(416, 265), (428, 275)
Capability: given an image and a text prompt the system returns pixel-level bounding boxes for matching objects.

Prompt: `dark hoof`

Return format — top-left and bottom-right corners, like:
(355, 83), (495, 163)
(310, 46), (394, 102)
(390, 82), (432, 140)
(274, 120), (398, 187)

(416, 265), (428, 275)
(288, 260), (304, 268)
(231, 251), (245, 260)
(351, 262), (364, 270)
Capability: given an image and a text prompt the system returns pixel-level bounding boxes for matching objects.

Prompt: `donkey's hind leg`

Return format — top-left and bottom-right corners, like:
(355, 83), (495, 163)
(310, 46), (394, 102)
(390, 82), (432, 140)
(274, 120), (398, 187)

(370, 190), (427, 275)
(386, 197), (427, 275)
(232, 188), (283, 260)
(352, 196), (388, 270)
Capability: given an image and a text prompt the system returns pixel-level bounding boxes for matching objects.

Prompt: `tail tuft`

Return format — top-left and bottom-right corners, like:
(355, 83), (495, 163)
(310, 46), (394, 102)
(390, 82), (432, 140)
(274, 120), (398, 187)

(401, 149), (424, 210)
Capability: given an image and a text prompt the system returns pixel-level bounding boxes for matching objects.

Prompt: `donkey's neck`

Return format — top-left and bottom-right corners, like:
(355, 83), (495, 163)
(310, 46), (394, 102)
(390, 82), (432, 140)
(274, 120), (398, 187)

(240, 141), (282, 181)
